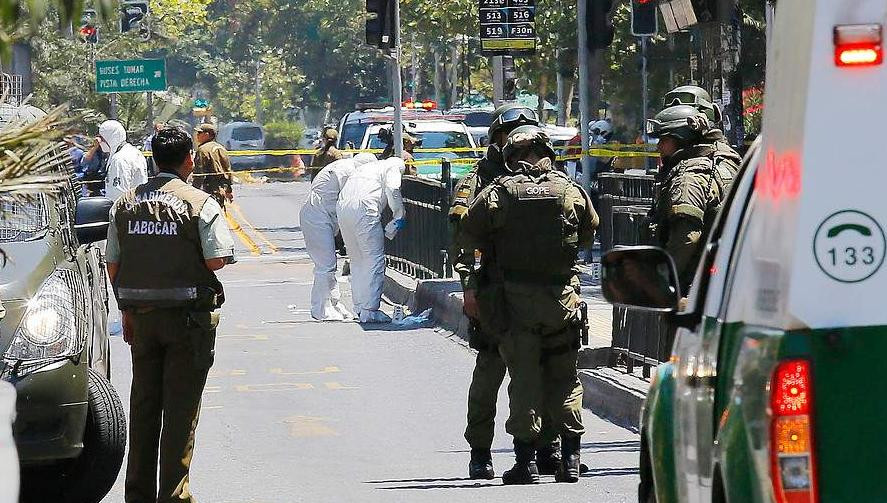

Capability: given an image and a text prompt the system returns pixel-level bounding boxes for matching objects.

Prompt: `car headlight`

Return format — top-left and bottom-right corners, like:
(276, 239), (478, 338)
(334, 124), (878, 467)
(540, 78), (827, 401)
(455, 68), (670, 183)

(4, 270), (82, 361)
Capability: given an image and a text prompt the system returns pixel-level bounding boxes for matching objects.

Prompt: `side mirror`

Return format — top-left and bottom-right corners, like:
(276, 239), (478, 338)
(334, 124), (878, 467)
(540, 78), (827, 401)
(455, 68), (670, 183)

(601, 246), (681, 312)
(75, 197), (113, 245)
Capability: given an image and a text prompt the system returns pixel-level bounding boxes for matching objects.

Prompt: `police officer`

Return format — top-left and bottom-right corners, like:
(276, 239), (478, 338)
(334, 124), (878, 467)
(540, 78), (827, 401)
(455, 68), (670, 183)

(663, 85), (742, 163)
(645, 104), (741, 291)
(310, 127), (345, 180)
(193, 123), (235, 208)
(449, 105), (564, 480)
(460, 125), (598, 485)
(106, 126), (235, 503)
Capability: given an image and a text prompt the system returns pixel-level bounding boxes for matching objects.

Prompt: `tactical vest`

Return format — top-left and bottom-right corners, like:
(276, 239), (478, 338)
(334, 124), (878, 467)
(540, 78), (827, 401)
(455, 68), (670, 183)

(493, 170), (579, 283)
(114, 176), (224, 309)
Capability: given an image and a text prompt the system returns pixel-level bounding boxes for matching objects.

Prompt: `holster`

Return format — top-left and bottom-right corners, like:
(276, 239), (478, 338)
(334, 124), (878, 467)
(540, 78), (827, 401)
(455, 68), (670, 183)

(186, 310), (220, 369)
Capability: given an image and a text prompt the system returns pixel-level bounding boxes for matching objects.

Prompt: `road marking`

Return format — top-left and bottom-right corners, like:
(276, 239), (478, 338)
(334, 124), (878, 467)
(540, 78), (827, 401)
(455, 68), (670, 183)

(284, 416), (339, 437)
(204, 386), (222, 394)
(324, 382), (358, 390)
(270, 366), (340, 376)
(209, 369), (247, 378)
(229, 202), (279, 254)
(235, 383), (314, 392)
(217, 334), (269, 341)
(202, 405), (224, 411)
(225, 211), (261, 256)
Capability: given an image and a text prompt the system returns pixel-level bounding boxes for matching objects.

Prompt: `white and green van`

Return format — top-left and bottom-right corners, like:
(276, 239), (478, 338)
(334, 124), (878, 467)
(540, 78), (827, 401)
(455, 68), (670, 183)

(602, 1), (887, 501)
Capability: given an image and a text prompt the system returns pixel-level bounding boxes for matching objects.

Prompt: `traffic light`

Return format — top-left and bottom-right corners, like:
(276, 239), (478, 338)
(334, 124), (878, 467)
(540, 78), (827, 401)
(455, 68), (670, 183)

(631, 0), (658, 36)
(366, 0), (396, 50)
(586, 0), (615, 50)
(78, 9), (98, 43)
(121, 1), (150, 41)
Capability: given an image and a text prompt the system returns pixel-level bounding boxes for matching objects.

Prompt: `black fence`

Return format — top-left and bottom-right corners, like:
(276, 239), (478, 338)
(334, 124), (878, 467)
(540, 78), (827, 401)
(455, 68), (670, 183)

(599, 173), (672, 377)
(384, 162), (453, 279)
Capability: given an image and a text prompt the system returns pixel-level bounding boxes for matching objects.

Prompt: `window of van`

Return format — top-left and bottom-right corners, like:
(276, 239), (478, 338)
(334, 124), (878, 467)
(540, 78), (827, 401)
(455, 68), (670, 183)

(232, 127), (263, 141)
(341, 123), (368, 149)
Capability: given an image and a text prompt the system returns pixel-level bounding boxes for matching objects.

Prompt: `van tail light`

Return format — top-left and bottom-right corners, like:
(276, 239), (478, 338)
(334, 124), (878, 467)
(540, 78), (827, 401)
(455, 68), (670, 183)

(770, 359), (818, 503)
(834, 24), (883, 67)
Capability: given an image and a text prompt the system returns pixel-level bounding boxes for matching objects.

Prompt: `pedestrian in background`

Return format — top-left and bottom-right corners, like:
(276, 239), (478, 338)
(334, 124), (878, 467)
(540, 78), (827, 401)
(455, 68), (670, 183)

(461, 126), (598, 485)
(301, 153), (377, 321)
(193, 123), (235, 209)
(99, 119), (149, 201)
(336, 157), (406, 323)
(80, 136), (108, 196)
(143, 122), (164, 176)
(310, 127), (345, 181)
(106, 126), (234, 503)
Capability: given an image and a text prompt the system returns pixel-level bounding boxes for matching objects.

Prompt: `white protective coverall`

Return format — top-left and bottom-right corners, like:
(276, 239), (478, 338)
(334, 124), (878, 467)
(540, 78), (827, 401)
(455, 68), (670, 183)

(99, 120), (148, 201)
(336, 157), (406, 323)
(300, 153), (377, 321)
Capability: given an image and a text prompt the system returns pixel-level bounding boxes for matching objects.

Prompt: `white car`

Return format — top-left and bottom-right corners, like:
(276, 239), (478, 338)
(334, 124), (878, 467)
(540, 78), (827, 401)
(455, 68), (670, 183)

(217, 121), (266, 170)
(361, 118), (480, 178)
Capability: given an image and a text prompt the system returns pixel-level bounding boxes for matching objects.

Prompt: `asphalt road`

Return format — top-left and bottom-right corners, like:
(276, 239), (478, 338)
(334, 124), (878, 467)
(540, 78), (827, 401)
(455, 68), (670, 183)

(103, 179), (640, 503)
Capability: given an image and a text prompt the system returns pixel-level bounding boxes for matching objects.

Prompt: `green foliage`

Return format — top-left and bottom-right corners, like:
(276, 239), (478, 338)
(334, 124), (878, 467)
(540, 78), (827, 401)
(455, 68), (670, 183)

(263, 120), (305, 149)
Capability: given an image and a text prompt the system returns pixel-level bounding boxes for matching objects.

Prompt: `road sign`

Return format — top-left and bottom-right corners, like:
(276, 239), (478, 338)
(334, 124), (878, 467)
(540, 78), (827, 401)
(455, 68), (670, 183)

(479, 0), (536, 54)
(95, 59), (166, 94)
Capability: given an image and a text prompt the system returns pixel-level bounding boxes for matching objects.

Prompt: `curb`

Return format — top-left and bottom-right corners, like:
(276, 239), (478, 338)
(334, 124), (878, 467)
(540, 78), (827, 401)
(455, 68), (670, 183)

(579, 367), (648, 431)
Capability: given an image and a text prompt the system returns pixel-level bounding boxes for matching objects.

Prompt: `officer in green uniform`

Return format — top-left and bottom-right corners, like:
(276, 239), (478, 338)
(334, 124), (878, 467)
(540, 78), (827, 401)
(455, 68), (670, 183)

(645, 104), (741, 291)
(310, 127), (345, 180)
(449, 105), (563, 479)
(106, 126), (235, 503)
(460, 125), (598, 485)
(663, 85), (742, 166)
(193, 123), (235, 208)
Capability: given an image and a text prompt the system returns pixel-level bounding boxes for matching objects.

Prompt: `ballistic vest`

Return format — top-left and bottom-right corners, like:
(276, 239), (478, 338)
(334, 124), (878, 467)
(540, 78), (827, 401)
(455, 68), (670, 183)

(113, 175), (223, 309)
(493, 169), (579, 283)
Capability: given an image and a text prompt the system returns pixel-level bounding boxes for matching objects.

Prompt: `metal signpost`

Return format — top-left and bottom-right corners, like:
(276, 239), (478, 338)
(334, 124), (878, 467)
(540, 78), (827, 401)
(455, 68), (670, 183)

(95, 58), (166, 94)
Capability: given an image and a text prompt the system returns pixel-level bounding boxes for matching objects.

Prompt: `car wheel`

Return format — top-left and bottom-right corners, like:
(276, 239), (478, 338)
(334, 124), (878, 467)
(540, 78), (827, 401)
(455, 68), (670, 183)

(67, 368), (127, 502)
(20, 369), (126, 503)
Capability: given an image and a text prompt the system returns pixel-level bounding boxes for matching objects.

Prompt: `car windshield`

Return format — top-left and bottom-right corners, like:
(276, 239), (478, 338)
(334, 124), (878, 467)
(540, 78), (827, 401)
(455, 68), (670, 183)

(340, 123), (368, 149)
(368, 130), (475, 160)
(463, 112), (492, 128)
(232, 127), (262, 141)
(0, 195), (48, 243)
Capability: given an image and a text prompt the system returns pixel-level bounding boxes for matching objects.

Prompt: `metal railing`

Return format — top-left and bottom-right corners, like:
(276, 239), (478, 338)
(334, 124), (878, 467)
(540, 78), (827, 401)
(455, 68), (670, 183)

(600, 173), (671, 377)
(384, 160), (454, 279)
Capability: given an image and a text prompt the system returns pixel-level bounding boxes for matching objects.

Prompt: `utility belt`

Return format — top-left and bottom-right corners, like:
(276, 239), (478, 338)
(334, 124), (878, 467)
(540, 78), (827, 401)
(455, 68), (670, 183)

(117, 284), (225, 312)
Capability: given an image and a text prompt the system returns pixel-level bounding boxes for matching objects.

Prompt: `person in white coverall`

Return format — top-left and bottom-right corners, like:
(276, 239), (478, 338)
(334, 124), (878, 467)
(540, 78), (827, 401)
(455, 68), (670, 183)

(336, 157), (407, 323)
(300, 153), (377, 321)
(99, 120), (149, 201)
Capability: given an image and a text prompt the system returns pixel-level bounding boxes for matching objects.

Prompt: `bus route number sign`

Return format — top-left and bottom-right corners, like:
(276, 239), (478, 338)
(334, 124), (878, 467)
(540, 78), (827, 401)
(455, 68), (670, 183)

(479, 0), (536, 54)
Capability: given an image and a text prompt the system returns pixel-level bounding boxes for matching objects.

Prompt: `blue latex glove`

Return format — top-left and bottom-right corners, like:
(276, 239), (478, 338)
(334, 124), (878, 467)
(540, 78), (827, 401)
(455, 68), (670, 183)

(394, 218), (407, 230)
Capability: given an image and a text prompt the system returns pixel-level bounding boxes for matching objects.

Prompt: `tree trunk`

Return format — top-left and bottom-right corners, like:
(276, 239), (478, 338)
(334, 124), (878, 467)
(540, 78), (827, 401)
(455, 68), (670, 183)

(564, 76), (575, 125)
(448, 44), (459, 108)
(433, 49), (443, 107)
(536, 70), (549, 123)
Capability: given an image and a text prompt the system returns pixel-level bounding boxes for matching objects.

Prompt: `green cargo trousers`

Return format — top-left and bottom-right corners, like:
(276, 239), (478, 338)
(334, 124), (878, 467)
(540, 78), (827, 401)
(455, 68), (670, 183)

(125, 309), (216, 503)
(499, 328), (584, 445)
(464, 345), (562, 450)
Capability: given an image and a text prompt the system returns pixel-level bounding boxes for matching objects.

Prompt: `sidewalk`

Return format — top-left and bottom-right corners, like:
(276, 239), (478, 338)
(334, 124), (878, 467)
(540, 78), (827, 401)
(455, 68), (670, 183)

(383, 263), (649, 430)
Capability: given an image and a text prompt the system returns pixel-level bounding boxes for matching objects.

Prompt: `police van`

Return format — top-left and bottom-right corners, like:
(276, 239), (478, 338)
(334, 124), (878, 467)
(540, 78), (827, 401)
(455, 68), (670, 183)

(601, 1), (887, 501)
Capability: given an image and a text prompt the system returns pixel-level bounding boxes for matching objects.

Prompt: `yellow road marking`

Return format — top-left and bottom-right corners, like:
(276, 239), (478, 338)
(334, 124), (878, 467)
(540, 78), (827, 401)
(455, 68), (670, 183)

(204, 386), (222, 394)
(225, 211), (261, 256)
(284, 416), (339, 437)
(203, 405), (224, 411)
(270, 366), (340, 376)
(235, 383), (314, 392)
(217, 334), (269, 341)
(229, 202), (279, 254)
(208, 369), (247, 378)
(324, 382), (358, 390)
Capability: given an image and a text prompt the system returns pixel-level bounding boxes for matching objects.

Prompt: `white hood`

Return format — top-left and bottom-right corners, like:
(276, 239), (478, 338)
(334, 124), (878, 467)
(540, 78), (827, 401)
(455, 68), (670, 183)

(98, 120), (127, 153)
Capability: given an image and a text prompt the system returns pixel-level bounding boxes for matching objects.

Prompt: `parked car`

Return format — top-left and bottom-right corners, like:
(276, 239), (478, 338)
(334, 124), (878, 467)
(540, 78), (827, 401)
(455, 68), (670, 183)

(336, 104), (442, 151)
(218, 121), (266, 170)
(0, 105), (124, 503)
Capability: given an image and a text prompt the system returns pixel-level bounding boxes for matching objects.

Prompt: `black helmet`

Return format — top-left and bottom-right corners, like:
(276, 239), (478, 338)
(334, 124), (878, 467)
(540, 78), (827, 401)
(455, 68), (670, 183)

(646, 105), (710, 144)
(502, 125), (556, 172)
(488, 104), (540, 145)
(663, 85), (722, 124)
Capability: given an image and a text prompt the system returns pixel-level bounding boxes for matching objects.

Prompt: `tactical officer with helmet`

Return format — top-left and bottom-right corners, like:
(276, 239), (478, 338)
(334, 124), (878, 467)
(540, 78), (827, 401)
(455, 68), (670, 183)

(460, 125), (598, 485)
(645, 103), (741, 291)
(449, 105), (563, 480)
(106, 126), (235, 503)
(663, 85), (742, 163)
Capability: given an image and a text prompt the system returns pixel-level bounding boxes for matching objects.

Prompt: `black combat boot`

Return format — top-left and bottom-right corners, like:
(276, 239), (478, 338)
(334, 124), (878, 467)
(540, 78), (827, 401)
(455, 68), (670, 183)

(468, 448), (495, 480)
(535, 439), (562, 475)
(556, 435), (581, 483)
(502, 440), (540, 485)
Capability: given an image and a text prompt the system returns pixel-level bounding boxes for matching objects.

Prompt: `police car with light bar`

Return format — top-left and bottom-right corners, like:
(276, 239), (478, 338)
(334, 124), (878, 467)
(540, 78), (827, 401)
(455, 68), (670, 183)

(601, 1), (887, 502)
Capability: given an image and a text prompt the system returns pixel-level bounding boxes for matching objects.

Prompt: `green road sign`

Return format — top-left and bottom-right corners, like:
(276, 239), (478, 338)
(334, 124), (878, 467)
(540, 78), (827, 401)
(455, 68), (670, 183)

(95, 59), (166, 94)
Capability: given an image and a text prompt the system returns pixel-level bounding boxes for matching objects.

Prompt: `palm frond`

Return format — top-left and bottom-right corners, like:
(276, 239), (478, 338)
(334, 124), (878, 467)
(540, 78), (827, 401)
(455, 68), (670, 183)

(0, 104), (71, 197)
